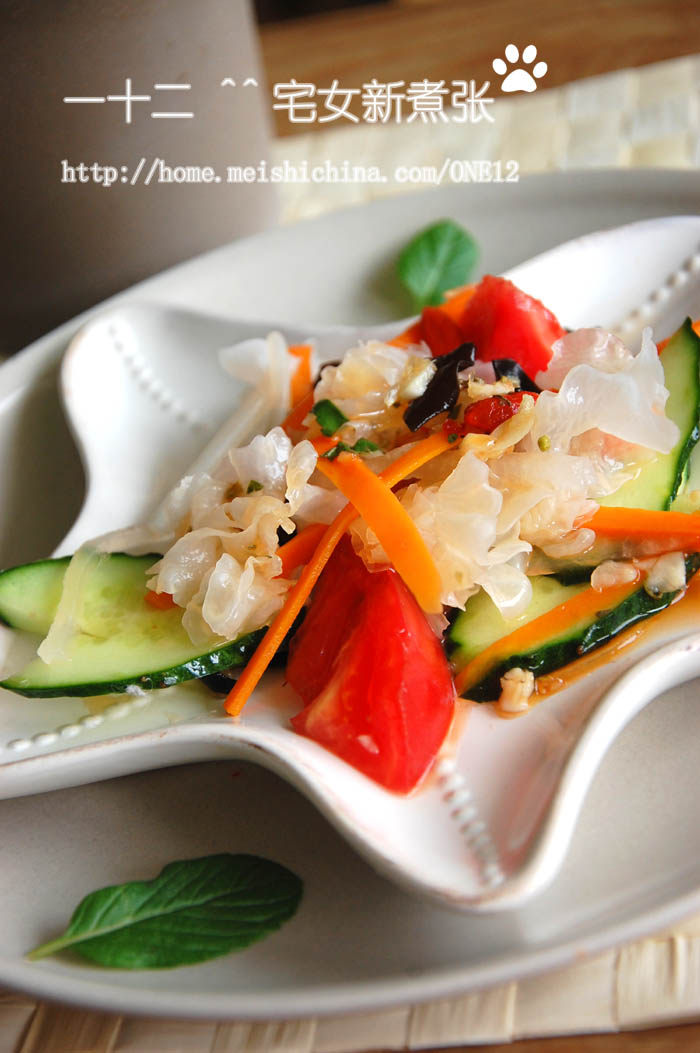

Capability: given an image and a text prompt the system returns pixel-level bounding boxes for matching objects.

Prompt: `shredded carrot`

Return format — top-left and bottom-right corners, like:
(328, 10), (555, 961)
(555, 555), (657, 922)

(583, 506), (700, 546)
(145, 589), (176, 611)
(288, 343), (313, 407)
(224, 431), (452, 716)
(454, 579), (639, 696)
(277, 523), (328, 578)
(281, 389), (315, 437)
(389, 320), (424, 349)
(315, 451), (442, 613)
(380, 430), (453, 482)
(310, 435), (338, 456)
(441, 283), (477, 322)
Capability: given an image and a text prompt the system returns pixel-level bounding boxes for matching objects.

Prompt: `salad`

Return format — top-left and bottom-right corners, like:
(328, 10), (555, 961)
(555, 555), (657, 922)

(2, 274), (700, 795)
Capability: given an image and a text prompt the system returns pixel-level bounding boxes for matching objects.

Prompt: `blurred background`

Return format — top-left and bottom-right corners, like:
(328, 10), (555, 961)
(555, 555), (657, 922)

(257, 0), (700, 135)
(2, 0), (700, 351)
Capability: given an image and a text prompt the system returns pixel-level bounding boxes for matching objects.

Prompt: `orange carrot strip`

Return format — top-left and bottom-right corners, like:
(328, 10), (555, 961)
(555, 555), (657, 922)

(583, 506), (700, 545)
(379, 430), (453, 486)
(310, 435), (338, 456)
(145, 589), (176, 611)
(440, 283), (476, 322)
(315, 452), (442, 613)
(281, 389), (315, 437)
(277, 523), (328, 578)
(389, 320), (424, 349)
(224, 431), (452, 716)
(288, 343), (313, 407)
(454, 580), (639, 696)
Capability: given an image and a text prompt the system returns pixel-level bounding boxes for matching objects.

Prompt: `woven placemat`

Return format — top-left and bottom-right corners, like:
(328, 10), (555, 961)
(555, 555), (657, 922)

(4, 921), (700, 1050)
(274, 54), (700, 224)
(2, 54), (700, 1053)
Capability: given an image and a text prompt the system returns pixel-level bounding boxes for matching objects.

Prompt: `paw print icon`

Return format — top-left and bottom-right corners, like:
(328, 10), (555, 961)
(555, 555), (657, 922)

(493, 44), (548, 93)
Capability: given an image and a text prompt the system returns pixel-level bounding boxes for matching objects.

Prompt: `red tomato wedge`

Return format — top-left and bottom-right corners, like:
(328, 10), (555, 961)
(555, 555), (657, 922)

(287, 539), (455, 793)
(419, 305), (465, 358)
(286, 538), (368, 704)
(455, 275), (565, 377)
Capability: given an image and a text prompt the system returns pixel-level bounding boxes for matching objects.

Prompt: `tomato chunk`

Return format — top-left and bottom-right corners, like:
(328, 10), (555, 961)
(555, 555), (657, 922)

(287, 539), (454, 793)
(286, 538), (368, 704)
(420, 305), (465, 358)
(456, 275), (565, 377)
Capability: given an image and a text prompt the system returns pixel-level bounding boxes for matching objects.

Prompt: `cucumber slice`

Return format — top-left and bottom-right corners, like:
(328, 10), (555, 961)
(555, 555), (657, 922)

(670, 441), (700, 513)
(600, 319), (700, 511)
(449, 576), (587, 666)
(0, 556), (71, 634)
(449, 556), (700, 702)
(0, 555), (263, 698)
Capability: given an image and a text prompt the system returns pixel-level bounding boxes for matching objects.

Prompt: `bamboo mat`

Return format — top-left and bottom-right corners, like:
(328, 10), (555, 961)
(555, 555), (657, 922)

(2, 54), (700, 1053)
(4, 922), (700, 1050)
(274, 54), (700, 223)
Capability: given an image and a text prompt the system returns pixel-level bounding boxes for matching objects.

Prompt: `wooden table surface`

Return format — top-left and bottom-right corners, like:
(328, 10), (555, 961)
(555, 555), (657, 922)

(258, 3), (700, 1051)
(260, 0), (700, 136)
(430, 1025), (700, 1052)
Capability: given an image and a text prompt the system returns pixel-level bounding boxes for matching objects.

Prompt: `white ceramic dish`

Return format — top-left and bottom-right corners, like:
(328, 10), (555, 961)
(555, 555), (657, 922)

(6, 212), (700, 917)
(3, 171), (700, 1018)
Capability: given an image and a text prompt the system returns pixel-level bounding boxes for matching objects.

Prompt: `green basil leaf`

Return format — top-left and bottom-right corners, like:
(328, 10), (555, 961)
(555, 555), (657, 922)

(27, 854), (302, 969)
(312, 399), (349, 436)
(397, 220), (478, 310)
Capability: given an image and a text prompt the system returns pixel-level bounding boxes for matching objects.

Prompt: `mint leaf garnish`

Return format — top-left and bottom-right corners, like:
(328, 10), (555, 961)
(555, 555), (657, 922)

(27, 854), (302, 969)
(397, 220), (478, 310)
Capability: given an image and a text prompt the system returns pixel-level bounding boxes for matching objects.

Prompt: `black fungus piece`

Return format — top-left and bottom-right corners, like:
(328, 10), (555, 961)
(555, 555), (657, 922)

(491, 358), (541, 393)
(278, 526), (297, 546)
(431, 342), (477, 372)
(403, 342), (476, 432)
(201, 671), (238, 694)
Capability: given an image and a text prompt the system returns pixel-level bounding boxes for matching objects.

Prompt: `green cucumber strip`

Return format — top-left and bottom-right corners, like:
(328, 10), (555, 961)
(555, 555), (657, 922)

(0, 556), (71, 633)
(452, 555), (700, 702)
(671, 440), (700, 512)
(0, 554), (263, 698)
(600, 319), (700, 511)
(449, 576), (587, 666)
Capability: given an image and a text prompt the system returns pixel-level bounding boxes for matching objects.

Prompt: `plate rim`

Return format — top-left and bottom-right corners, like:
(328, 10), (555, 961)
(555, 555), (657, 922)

(3, 167), (700, 1019)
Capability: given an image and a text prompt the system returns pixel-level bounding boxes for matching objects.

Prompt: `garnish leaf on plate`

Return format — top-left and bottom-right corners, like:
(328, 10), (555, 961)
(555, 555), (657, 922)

(397, 220), (478, 310)
(27, 853), (302, 969)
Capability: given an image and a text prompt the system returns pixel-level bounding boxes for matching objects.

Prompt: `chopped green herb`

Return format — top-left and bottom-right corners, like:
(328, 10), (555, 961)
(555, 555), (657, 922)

(397, 220), (479, 310)
(312, 399), (349, 436)
(246, 480), (263, 493)
(27, 854), (302, 970)
(321, 438), (380, 461)
(351, 438), (380, 454)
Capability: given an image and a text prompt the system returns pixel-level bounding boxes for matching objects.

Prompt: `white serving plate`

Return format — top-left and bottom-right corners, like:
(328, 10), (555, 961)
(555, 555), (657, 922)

(2, 171), (700, 1019)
